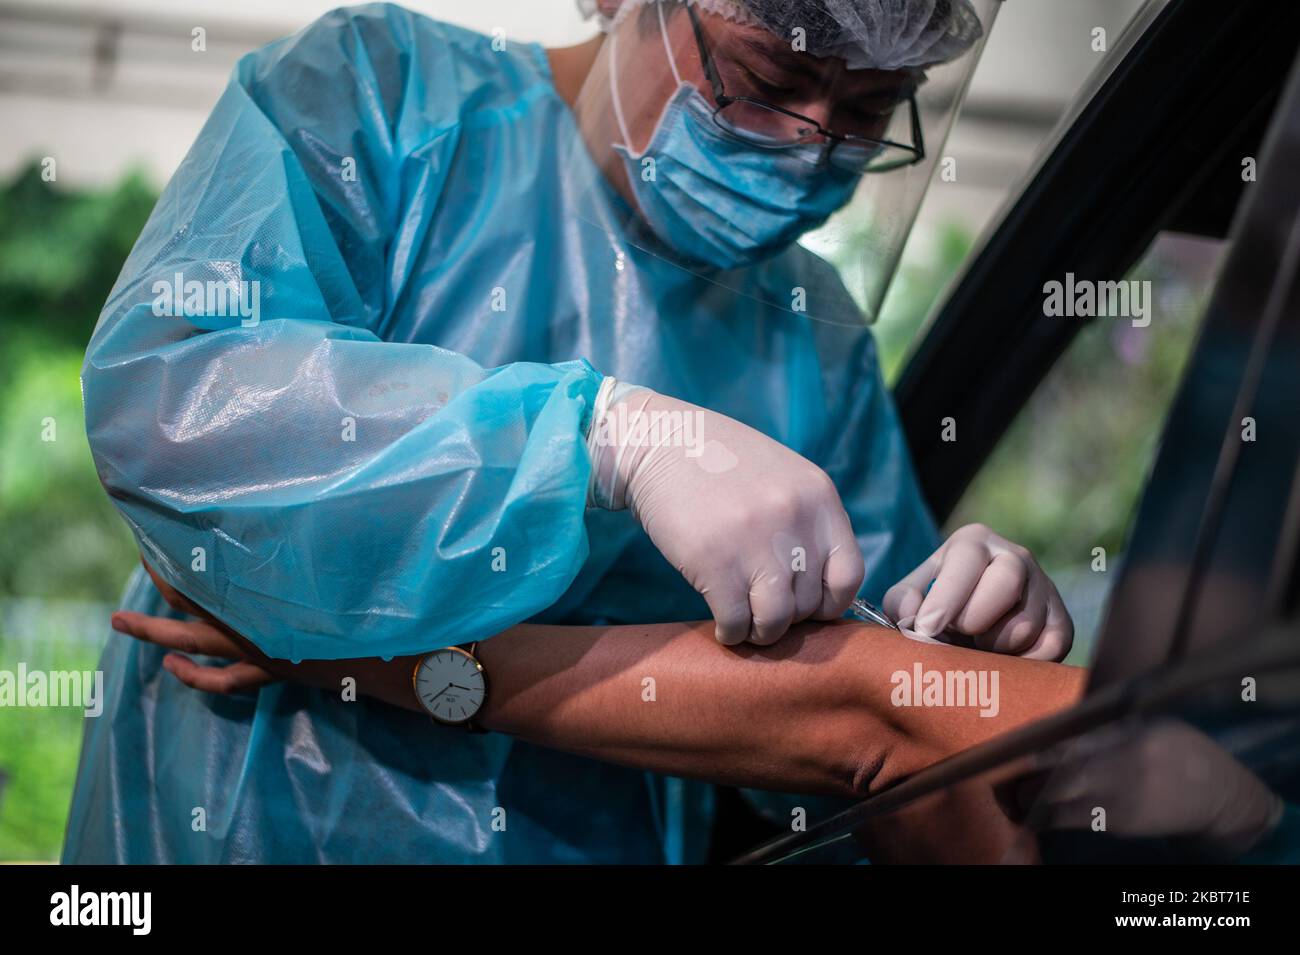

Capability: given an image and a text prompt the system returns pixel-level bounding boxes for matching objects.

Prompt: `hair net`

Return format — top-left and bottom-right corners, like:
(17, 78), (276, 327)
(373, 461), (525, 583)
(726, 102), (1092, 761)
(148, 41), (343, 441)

(576, 0), (985, 71)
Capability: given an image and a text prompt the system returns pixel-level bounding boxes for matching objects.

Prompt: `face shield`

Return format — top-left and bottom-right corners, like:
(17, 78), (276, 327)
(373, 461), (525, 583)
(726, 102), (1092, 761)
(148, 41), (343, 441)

(567, 0), (1000, 326)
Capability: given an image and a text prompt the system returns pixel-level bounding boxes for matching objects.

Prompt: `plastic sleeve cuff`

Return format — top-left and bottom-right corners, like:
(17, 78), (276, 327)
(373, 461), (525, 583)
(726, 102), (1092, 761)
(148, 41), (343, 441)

(586, 376), (641, 508)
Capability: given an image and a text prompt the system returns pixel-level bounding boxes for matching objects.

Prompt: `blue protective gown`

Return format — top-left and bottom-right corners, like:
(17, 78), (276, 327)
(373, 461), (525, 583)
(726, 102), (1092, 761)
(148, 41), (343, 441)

(64, 3), (938, 863)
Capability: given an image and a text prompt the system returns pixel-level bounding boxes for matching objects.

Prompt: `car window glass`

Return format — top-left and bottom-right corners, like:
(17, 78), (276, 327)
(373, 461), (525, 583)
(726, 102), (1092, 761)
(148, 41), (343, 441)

(947, 232), (1226, 664)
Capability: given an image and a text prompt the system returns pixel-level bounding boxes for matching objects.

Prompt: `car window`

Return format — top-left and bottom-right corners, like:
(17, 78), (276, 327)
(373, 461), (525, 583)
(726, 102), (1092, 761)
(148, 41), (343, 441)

(946, 232), (1226, 665)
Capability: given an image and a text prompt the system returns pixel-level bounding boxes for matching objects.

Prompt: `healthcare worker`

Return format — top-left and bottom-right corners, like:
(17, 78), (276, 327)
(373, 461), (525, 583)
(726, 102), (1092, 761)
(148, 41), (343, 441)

(66, 0), (1070, 864)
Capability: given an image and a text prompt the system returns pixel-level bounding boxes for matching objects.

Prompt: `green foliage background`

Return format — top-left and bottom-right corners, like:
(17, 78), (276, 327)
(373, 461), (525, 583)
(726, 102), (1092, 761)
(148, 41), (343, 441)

(0, 164), (154, 859)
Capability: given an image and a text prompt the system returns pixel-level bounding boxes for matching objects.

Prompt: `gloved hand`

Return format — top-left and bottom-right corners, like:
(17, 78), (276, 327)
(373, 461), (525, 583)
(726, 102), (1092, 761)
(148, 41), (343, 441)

(1019, 720), (1285, 861)
(588, 380), (863, 646)
(883, 523), (1073, 661)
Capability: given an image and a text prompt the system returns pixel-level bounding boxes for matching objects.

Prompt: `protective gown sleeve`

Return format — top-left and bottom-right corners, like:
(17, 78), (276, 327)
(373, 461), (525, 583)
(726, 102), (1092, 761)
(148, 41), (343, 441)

(81, 5), (602, 661)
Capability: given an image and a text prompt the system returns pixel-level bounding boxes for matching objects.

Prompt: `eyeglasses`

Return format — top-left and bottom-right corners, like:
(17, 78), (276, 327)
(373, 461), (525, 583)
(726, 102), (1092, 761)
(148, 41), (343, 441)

(684, 3), (926, 173)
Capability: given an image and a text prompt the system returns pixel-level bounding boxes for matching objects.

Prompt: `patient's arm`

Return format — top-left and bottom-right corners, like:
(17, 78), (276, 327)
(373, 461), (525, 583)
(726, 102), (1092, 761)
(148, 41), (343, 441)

(481, 618), (1077, 862)
(120, 575), (1084, 802)
(480, 620), (1081, 799)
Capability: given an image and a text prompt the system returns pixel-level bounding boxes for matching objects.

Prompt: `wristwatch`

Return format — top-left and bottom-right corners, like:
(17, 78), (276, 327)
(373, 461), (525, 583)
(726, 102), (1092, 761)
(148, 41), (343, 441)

(412, 642), (488, 732)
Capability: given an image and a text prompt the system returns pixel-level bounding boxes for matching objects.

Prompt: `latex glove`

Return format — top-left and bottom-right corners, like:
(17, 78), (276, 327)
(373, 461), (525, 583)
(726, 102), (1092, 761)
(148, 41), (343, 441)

(1019, 720), (1285, 860)
(588, 379), (863, 645)
(883, 523), (1072, 661)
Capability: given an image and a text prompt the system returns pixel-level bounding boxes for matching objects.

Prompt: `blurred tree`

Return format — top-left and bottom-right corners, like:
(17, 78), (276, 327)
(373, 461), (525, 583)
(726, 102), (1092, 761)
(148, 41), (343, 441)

(875, 223), (973, 383)
(0, 338), (139, 599)
(950, 250), (1207, 574)
(0, 163), (155, 602)
(0, 162), (156, 351)
(0, 163), (157, 859)
(819, 217), (975, 383)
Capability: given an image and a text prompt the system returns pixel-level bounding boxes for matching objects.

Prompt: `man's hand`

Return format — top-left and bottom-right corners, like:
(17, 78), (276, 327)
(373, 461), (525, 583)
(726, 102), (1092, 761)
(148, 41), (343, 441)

(1018, 720), (1284, 860)
(883, 523), (1073, 661)
(589, 385), (864, 647)
(120, 558), (276, 693)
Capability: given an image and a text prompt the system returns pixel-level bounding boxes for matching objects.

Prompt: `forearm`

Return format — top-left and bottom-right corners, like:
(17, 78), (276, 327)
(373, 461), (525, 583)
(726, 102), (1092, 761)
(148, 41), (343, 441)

(260, 618), (1085, 799)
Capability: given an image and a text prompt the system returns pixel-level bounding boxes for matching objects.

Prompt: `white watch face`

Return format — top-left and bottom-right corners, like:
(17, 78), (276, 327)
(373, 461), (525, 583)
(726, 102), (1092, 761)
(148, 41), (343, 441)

(414, 648), (486, 724)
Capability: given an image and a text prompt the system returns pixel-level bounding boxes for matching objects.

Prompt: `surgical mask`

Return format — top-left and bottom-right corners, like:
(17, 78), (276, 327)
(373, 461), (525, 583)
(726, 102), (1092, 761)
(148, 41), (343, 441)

(608, 14), (865, 271)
